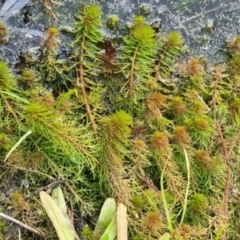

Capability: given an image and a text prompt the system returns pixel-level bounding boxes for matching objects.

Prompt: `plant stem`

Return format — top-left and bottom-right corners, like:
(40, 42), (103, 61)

(216, 122), (231, 216)
(77, 34), (98, 135)
(0, 212), (45, 237)
(129, 44), (139, 96)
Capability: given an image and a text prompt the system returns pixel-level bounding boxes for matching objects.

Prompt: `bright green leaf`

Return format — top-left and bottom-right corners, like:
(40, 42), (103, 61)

(40, 191), (75, 240)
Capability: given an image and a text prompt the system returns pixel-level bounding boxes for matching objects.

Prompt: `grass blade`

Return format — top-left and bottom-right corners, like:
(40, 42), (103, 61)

(180, 147), (191, 226)
(4, 130), (32, 162)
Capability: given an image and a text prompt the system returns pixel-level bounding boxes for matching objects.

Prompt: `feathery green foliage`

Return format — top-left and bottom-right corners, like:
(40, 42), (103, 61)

(72, 4), (104, 134)
(1, 3), (240, 240)
(0, 61), (15, 91)
(99, 111), (132, 204)
(23, 102), (96, 165)
(119, 16), (157, 97)
(155, 31), (184, 80)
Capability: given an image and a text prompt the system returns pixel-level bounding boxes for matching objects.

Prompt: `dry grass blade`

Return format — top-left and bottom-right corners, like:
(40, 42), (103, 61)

(117, 203), (128, 240)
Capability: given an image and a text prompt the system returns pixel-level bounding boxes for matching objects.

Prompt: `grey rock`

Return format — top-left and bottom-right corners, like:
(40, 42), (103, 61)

(0, 0), (30, 21)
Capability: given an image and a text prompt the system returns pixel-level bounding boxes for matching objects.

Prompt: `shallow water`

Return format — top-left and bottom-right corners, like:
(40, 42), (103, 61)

(0, 0), (240, 66)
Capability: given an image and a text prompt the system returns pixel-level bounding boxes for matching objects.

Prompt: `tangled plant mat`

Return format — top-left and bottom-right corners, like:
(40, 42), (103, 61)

(0, 2), (240, 240)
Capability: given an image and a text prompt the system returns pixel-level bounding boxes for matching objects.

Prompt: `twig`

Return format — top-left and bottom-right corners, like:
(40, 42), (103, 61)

(183, 3), (232, 23)
(0, 212), (45, 237)
(4, 163), (55, 180)
(25, 180), (67, 199)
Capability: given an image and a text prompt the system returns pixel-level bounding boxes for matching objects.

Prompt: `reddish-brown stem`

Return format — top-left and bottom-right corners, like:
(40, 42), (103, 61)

(77, 35), (98, 135)
(183, 3), (232, 23)
(216, 122), (231, 216)
(212, 73), (232, 219)
(0, 212), (45, 237)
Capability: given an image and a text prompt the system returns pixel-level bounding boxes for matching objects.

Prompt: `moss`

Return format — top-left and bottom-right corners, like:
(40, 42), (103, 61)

(139, 5), (151, 16)
(106, 15), (119, 30)
(0, 4), (239, 240)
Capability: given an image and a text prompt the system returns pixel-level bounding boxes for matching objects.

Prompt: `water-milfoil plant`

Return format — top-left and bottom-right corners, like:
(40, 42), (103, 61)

(0, 3), (240, 240)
